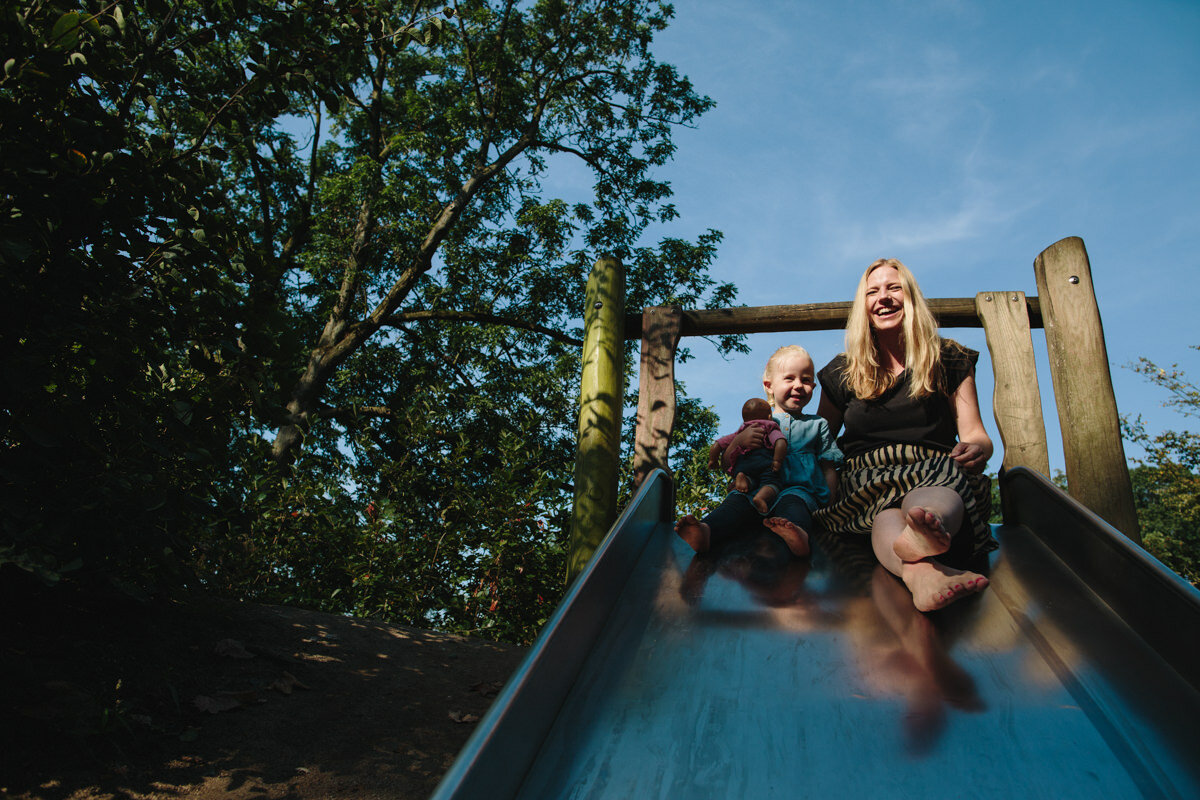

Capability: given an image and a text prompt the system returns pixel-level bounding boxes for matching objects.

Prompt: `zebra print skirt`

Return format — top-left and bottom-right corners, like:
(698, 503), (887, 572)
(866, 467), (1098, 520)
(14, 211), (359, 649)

(813, 443), (996, 567)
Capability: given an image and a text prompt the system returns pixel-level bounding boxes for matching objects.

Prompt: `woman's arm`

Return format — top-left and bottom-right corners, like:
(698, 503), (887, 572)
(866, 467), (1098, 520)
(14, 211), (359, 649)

(821, 463), (839, 501)
(817, 393), (844, 438)
(950, 370), (993, 473)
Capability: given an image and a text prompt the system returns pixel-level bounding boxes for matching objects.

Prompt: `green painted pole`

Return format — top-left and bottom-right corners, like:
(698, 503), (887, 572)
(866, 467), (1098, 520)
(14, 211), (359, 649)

(568, 256), (625, 582)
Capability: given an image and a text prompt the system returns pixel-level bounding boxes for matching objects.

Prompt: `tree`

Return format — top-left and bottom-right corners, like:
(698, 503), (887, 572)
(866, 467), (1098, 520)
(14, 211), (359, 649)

(263, 0), (726, 464)
(2, 1), (740, 643)
(1, 1), (266, 590)
(1122, 347), (1200, 585)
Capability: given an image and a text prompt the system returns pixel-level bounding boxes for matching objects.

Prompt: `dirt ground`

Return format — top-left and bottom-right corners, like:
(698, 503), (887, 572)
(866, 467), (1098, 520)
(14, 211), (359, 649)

(2, 583), (527, 800)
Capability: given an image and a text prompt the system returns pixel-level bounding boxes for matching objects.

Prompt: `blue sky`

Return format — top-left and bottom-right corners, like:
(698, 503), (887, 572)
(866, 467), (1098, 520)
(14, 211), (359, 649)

(626, 0), (1200, 476)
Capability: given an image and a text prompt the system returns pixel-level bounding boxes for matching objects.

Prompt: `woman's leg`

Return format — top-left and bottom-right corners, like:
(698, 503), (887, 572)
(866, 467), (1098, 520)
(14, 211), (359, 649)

(871, 490), (988, 612)
(891, 486), (963, 561)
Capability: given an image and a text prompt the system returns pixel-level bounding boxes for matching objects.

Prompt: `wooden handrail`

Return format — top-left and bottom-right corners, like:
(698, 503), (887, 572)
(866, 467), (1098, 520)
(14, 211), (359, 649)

(622, 297), (1043, 339)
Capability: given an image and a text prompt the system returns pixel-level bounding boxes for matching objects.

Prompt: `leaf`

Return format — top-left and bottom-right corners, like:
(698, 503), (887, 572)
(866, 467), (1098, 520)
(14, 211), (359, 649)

(468, 680), (502, 698)
(447, 710), (479, 724)
(193, 694), (242, 713)
(213, 638), (255, 659)
(50, 12), (82, 50)
(268, 671), (309, 694)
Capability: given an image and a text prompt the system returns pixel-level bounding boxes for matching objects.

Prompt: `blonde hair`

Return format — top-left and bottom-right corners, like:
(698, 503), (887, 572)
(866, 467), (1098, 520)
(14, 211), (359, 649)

(844, 258), (944, 400)
(762, 345), (812, 407)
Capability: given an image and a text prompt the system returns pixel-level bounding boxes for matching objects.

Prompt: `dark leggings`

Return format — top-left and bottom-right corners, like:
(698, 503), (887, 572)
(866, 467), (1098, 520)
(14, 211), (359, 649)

(703, 491), (815, 550)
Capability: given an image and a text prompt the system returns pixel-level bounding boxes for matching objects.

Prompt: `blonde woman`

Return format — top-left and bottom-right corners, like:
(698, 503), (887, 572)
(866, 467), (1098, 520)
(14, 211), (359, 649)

(814, 259), (996, 612)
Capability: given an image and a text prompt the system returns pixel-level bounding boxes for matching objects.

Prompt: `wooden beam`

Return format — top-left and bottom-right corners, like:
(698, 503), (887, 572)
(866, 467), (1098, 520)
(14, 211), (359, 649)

(633, 307), (683, 488)
(569, 256), (626, 581)
(1034, 237), (1140, 542)
(623, 297), (1043, 338)
(976, 291), (1050, 478)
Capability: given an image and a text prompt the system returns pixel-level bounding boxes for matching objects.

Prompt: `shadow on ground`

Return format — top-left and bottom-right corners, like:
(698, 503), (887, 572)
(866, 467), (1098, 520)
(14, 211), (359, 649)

(2, 579), (525, 800)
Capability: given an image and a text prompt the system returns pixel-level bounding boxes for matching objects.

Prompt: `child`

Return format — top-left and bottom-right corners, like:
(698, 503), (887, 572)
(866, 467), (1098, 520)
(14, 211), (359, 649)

(710, 397), (789, 514)
(676, 345), (843, 558)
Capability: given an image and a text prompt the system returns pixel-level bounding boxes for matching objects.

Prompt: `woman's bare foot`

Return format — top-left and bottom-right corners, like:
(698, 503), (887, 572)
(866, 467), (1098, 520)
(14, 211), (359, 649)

(732, 472), (752, 493)
(899, 559), (988, 612)
(763, 517), (810, 557)
(751, 484), (779, 514)
(675, 514), (711, 553)
(893, 506), (951, 562)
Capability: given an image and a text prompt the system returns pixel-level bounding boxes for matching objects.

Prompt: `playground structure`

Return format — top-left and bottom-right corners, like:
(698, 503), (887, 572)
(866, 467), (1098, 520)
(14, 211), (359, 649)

(433, 238), (1200, 798)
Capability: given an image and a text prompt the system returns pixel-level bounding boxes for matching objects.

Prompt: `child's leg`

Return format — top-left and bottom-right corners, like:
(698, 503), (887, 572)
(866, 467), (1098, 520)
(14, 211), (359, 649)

(763, 494), (813, 557)
(676, 492), (759, 553)
(733, 472), (753, 494)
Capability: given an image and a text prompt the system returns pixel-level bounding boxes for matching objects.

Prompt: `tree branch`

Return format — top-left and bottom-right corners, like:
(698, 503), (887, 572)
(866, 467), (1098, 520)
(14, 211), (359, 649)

(380, 309), (582, 346)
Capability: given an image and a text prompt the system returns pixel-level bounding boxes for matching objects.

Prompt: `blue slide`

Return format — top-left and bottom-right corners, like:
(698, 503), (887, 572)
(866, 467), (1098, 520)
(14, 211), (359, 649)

(433, 468), (1200, 799)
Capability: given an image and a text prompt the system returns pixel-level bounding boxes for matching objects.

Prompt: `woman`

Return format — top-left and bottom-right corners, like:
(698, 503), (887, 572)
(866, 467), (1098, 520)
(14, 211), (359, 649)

(813, 258), (996, 612)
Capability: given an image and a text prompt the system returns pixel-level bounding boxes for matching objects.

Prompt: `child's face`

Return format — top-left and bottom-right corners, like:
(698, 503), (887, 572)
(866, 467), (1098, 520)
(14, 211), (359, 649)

(764, 354), (816, 414)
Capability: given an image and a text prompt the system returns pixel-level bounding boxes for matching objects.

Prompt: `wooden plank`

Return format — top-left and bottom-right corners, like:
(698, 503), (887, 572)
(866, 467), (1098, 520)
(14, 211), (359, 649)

(569, 256), (627, 581)
(1034, 237), (1140, 542)
(633, 307), (683, 488)
(976, 291), (1050, 477)
(623, 297), (1043, 339)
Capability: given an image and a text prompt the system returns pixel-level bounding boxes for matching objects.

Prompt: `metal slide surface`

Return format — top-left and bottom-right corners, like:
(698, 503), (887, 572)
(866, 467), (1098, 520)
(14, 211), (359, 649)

(433, 468), (1200, 799)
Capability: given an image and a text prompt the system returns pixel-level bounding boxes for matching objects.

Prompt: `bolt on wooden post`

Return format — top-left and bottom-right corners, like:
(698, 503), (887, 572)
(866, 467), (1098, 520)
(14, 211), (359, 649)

(568, 256), (625, 582)
(1035, 236), (1140, 542)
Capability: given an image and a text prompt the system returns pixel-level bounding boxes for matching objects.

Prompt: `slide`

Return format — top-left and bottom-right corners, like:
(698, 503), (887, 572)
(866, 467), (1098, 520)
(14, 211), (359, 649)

(432, 468), (1200, 799)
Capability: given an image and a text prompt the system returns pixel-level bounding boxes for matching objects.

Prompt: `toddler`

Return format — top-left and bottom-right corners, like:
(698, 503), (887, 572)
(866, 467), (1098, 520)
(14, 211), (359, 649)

(677, 345), (843, 558)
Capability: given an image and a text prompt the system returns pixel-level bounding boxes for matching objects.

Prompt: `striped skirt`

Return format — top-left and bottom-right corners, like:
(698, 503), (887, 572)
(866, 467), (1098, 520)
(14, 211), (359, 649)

(813, 443), (996, 568)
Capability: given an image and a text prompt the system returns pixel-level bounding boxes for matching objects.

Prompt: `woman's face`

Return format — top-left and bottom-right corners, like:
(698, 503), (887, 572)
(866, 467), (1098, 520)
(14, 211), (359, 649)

(864, 265), (905, 333)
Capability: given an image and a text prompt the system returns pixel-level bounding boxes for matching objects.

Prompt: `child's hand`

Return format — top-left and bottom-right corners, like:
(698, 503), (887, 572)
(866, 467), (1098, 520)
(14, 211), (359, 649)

(729, 425), (765, 451)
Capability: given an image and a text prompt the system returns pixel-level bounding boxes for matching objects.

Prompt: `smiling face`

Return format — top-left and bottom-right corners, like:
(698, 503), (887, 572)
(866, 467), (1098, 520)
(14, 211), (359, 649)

(864, 264), (906, 334)
(763, 352), (816, 414)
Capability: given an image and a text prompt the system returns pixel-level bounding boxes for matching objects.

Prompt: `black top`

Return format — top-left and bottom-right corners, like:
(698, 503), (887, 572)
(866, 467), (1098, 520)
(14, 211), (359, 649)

(818, 340), (979, 459)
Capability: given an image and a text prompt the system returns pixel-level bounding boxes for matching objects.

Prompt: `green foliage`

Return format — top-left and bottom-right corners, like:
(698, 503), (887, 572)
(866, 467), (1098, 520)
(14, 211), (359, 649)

(1122, 346), (1200, 585)
(1, 1), (261, 591)
(2, 0), (739, 642)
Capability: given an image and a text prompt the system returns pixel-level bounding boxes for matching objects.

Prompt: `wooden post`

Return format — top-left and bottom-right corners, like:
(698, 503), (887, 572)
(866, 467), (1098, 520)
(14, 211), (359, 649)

(568, 256), (626, 581)
(975, 291), (1050, 477)
(633, 306), (683, 488)
(1034, 237), (1140, 542)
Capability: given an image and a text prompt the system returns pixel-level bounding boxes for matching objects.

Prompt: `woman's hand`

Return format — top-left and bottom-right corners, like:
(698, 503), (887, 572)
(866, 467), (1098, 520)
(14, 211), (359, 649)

(952, 371), (993, 474)
(950, 441), (988, 473)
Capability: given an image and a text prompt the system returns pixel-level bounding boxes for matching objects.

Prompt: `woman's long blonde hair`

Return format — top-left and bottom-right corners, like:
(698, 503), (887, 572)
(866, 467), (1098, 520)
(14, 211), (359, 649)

(844, 258), (944, 400)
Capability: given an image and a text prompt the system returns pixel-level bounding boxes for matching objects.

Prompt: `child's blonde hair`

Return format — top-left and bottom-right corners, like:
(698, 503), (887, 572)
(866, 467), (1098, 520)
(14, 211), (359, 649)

(844, 258), (945, 400)
(762, 345), (813, 407)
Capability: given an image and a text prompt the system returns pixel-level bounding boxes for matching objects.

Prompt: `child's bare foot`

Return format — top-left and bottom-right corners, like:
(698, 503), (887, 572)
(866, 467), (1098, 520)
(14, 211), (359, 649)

(675, 514), (711, 553)
(732, 472), (751, 493)
(899, 559), (988, 612)
(893, 506), (952, 562)
(763, 517), (810, 557)
(751, 484), (779, 514)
